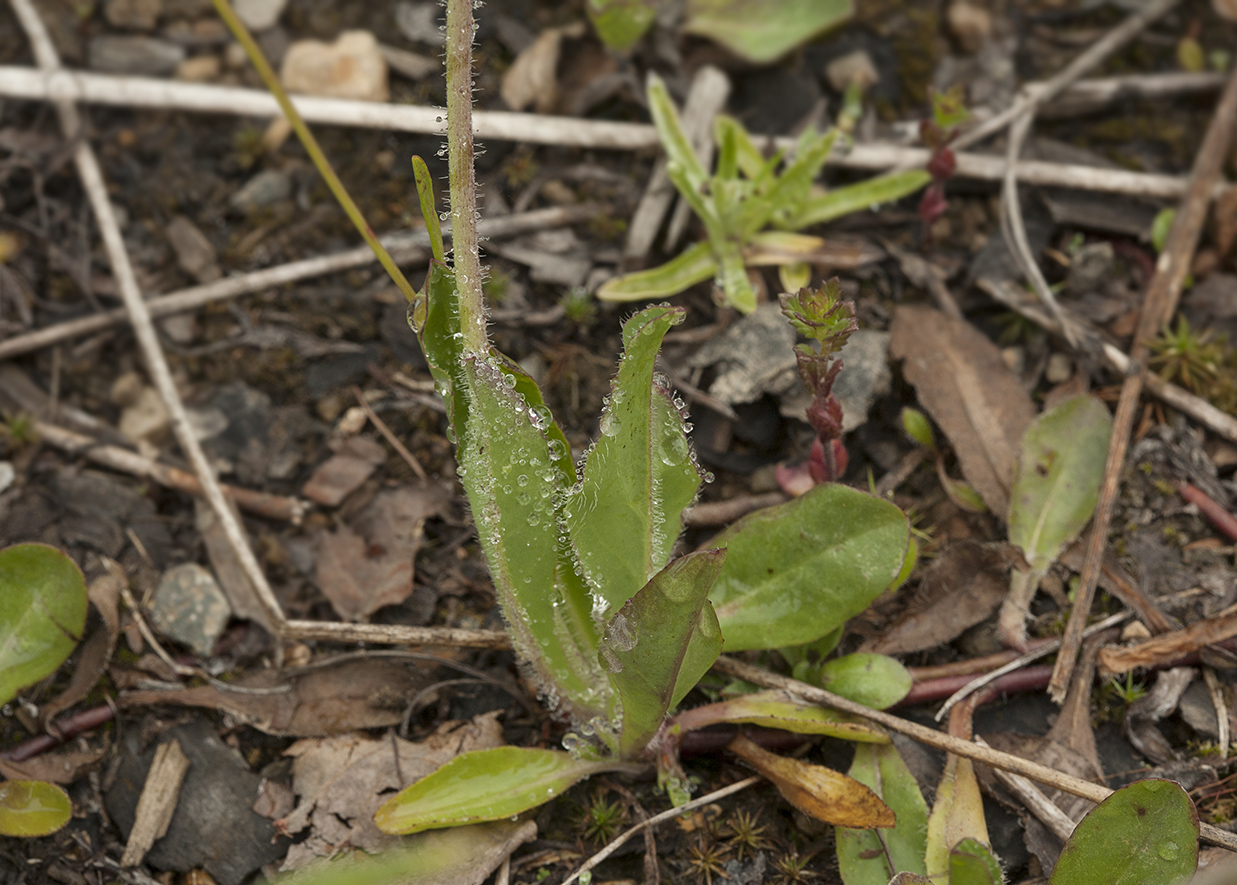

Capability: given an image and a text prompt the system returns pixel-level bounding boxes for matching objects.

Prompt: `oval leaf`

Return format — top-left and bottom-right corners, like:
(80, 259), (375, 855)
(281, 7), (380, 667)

(728, 735), (894, 829)
(683, 0), (853, 67)
(819, 653), (912, 710)
(1008, 395), (1111, 570)
(0, 544), (88, 706)
(567, 306), (704, 612)
(837, 742), (930, 885)
(707, 484), (909, 651)
(374, 747), (616, 835)
(0, 780), (72, 837)
(1050, 779), (1198, 885)
(950, 837), (1003, 885)
(599, 549), (726, 756)
(678, 689), (888, 743)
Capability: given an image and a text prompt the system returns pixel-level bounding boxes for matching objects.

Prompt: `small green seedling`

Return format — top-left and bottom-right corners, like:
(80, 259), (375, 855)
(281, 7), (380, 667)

(598, 75), (930, 313)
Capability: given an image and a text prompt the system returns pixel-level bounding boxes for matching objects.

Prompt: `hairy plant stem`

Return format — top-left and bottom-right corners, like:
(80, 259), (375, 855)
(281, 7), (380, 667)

(445, 0), (487, 353)
(210, 0), (417, 304)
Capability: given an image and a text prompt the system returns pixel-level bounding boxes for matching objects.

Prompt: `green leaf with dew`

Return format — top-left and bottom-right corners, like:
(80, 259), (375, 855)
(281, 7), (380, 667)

(818, 653), (912, 710)
(1049, 779), (1198, 885)
(599, 549), (725, 756)
(836, 742), (929, 885)
(566, 306), (703, 611)
(0, 544), (87, 707)
(706, 484), (908, 651)
(0, 780), (72, 838)
(374, 747), (621, 835)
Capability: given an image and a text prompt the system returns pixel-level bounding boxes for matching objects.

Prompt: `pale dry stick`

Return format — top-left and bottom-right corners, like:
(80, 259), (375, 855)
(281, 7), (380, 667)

(1203, 668), (1229, 759)
(978, 277), (1237, 445)
(1039, 70), (1226, 118)
(281, 618), (510, 649)
(33, 418), (309, 523)
(708, 654), (1237, 852)
(933, 611), (1129, 722)
(974, 737), (1079, 842)
(561, 776), (762, 885)
(351, 385), (428, 481)
(9, 0), (289, 634)
(0, 204), (600, 361)
(1, 66), (1229, 202)
(1049, 61), (1237, 703)
(949, 0), (1180, 155)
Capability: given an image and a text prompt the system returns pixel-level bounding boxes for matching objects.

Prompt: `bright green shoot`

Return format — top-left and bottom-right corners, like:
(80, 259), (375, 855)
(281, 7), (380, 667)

(598, 74), (931, 313)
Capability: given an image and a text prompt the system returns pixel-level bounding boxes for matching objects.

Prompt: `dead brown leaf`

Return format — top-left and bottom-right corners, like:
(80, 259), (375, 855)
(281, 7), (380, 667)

(0, 746), (107, 784)
(277, 712), (505, 869)
(301, 435), (387, 507)
(315, 483), (450, 621)
(890, 305), (1037, 516)
(727, 734), (894, 829)
(41, 567), (122, 726)
(862, 541), (1012, 655)
(499, 23), (585, 113)
(118, 658), (429, 736)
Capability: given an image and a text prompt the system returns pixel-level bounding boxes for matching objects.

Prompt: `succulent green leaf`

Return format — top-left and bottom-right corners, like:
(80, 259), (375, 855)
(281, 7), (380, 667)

(949, 838), (1003, 885)
(374, 747), (617, 835)
(460, 355), (607, 720)
(586, 0), (659, 50)
(818, 653), (912, 710)
(714, 114), (767, 179)
(600, 549), (726, 756)
(408, 260), (469, 443)
(683, 0), (853, 63)
(782, 170), (931, 229)
(1008, 395), (1111, 571)
(682, 689), (889, 743)
(901, 407), (936, 450)
(837, 742), (930, 885)
(1151, 209), (1176, 254)
(647, 73), (709, 188)
(0, 544), (87, 707)
(1050, 779), (1198, 885)
(706, 484), (909, 651)
(411, 156), (445, 263)
(567, 306), (703, 611)
(0, 780), (72, 838)
(745, 231), (831, 266)
(596, 241), (718, 303)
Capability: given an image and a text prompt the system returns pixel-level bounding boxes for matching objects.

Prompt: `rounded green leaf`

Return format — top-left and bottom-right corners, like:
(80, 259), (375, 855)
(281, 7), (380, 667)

(0, 780), (72, 837)
(818, 653), (912, 710)
(374, 747), (617, 835)
(707, 484), (909, 651)
(0, 544), (88, 706)
(1050, 779), (1198, 885)
(950, 837), (1003, 885)
(683, 0), (853, 64)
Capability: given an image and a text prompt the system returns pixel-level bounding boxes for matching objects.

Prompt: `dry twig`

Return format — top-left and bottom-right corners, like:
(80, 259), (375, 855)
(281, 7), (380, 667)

(1050, 61), (1237, 702)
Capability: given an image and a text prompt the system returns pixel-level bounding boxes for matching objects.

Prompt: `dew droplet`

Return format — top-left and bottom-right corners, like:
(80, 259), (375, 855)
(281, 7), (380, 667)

(1158, 841), (1179, 861)
(659, 434), (689, 466)
(599, 412), (621, 437)
(517, 474), (529, 487)
(608, 613), (636, 651)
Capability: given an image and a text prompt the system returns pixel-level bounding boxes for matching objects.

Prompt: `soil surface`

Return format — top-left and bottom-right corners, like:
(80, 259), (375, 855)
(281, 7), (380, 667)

(2, 0), (1237, 883)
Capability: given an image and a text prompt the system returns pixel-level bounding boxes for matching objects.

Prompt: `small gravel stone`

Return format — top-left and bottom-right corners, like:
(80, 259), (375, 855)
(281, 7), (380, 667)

(149, 563), (231, 656)
(104, 0), (161, 30)
(1045, 352), (1073, 384)
(947, 0), (992, 54)
(89, 35), (185, 75)
(233, 0), (287, 30)
(280, 30), (388, 102)
(175, 54), (221, 82)
(166, 215), (221, 282)
(119, 386), (171, 448)
(229, 169), (291, 213)
(824, 48), (879, 92)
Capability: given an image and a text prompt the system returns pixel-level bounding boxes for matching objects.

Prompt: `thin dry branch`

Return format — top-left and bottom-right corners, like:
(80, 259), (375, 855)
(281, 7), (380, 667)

(1049, 61), (1237, 702)
(709, 655), (1237, 852)
(0, 66), (1229, 201)
(9, 0), (290, 635)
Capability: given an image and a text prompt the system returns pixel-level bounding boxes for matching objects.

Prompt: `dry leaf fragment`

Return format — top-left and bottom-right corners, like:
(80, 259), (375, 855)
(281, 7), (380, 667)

(890, 305), (1036, 516)
(119, 659), (428, 736)
(315, 483), (450, 621)
(863, 541), (1011, 655)
(41, 567), (122, 725)
(727, 734), (895, 829)
(500, 23), (586, 113)
(277, 712), (504, 868)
